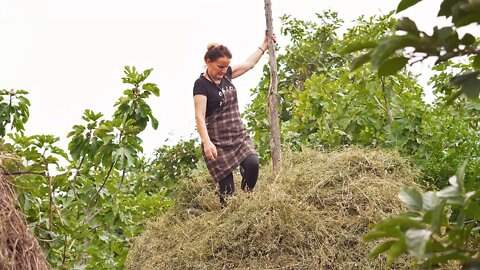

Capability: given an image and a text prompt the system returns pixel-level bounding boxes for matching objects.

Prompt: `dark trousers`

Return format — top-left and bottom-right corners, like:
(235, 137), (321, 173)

(218, 154), (259, 206)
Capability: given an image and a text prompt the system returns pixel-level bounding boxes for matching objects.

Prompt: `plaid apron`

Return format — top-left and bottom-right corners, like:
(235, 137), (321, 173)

(203, 77), (256, 182)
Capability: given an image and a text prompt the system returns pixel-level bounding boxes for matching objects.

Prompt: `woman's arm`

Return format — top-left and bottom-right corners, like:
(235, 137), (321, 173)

(194, 95), (217, 160)
(231, 34), (275, 79)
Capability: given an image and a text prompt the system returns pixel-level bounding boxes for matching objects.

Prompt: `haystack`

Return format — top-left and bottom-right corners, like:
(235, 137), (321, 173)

(126, 147), (418, 269)
(0, 167), (50, 270)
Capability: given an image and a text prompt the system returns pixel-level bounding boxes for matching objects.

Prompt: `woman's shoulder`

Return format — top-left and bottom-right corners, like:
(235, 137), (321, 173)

(194, 74), (208, 86)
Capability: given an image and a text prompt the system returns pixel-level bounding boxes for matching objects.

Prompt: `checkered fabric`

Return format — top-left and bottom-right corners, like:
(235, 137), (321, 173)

(203, 78), (256, 182)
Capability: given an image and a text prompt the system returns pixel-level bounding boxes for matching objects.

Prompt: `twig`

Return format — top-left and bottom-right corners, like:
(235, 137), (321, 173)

(85, 161), (116, 220)
(4, 171), (46, 176)
(381, 77), (394, 124)
(85, 167), (126, 225)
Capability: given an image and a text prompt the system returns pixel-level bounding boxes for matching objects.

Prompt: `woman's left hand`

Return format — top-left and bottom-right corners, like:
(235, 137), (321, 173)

(263, 33), (276, 46)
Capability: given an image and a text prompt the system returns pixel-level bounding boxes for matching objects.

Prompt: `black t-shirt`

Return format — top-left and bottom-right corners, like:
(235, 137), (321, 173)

(193, 66), (234, 117)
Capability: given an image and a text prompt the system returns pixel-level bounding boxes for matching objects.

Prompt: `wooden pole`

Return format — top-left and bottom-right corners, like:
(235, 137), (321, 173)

(263, 0), (282, 176)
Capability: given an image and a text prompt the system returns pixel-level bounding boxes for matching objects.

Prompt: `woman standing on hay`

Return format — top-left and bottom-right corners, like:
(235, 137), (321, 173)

(193, 34), (274, 206)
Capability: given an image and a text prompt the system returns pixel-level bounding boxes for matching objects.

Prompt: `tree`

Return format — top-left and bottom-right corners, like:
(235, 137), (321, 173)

(264, 0), (282, 175)
(341, 0), (480, 267)
(344, 0), (480, 101)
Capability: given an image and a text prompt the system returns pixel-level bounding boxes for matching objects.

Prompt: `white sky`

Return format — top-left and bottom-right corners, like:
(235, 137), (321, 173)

(1, 0), (448, 157)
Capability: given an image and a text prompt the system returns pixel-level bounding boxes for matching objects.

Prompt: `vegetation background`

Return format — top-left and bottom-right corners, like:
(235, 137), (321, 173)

(1, 0), (480, 268)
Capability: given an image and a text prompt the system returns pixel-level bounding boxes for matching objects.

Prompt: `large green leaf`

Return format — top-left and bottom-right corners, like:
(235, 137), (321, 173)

(371, 35), (419, 68)
(465, 201), (480, 220)
(473, 54), (480, 70)
(340, 41), (377, 54)
(438, 0), (459, 17)
(450, 71), (480, 86)
(405, 229), (431, 260)
(142, 83), (160, 97)
(364, 227), (402, 241)
(375, 215), (424, 230)
(461, 33), (476, 46)
(386, 240), (407, 267)
(461, 76), (480, 99)
(369, 240), (397, 259)
(399, 186), (423, 211)
(421, 191), (441, 211)
(351, 53), (372, 71)
(378, 57), (409, 76)
(437, 185), (461, 198)
(397, 0), (423, 12)
(396, 17), (420, 34)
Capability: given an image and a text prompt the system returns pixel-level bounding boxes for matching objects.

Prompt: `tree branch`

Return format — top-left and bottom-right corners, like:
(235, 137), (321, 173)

(85, 167), (126, 225)
(381, 77), (394, 124)
(85, 161), (116, 216)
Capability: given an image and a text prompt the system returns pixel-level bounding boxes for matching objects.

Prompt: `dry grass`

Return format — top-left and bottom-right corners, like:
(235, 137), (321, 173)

(0, 167), (50, 270)
(126, 147), (421, 270)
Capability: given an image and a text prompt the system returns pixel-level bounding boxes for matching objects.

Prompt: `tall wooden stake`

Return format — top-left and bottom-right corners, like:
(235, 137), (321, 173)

(264, 0), (282, 176)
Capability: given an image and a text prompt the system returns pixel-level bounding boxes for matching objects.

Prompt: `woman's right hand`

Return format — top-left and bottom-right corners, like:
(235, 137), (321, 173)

(203, 140), (218, 161)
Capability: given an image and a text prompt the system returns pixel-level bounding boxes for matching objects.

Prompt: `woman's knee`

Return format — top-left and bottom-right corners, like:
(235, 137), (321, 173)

(243, 154), (259, 171)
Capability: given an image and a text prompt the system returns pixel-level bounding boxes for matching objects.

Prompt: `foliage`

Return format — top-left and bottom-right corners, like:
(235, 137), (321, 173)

(344, 0), (480, 101)
(0, 66), (188, 269)
(0, 89), (30, 137)
(365, 163), (480, 269)
(136, 138), (203, 196)
(244, 10), (480, 190)
(340, 0), (480, 267)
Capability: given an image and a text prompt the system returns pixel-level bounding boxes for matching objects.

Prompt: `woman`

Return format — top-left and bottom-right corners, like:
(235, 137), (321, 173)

(193, 35), (273, 206)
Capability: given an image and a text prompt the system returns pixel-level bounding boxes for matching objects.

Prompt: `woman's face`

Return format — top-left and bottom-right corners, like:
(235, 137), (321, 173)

(206, 56), (231, 80)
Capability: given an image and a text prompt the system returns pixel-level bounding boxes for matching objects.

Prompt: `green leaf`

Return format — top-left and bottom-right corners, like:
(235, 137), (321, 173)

(399, 187), (423, 211)
(397, 0), (423, 12)
(422, 251), (468, 266)
(386, 241), (407, 267)
(369, 240), (397, 259)
(371, 35), (419, 68)
(378, 57), (409, 76)
(455, 161), (466, 193)
(423, 200), (446, 235)
(437, 185), (460, 198)
(142, 83), (160, 97)
(437, 26), (456, 41)
(461, 33), (476, 46)
(150, 115), (159, 130)
(405, 229), (431, 260)
(113, 146), (134, 169)
(396, 17), (420, 34)
(364, 228), (402, 241)
(438, 0), (457, 17)
(455, 13), (480, 27)
(375, 215), (424, 230)
(450, 71), (480, 86)
(465, 201), (480, 220)
(422, 191), (441, 211)
(340, 41), (377, 54)
(473, 55), (480, 70)
(351, 53), (372, 71)
(461, 75), (480, 99)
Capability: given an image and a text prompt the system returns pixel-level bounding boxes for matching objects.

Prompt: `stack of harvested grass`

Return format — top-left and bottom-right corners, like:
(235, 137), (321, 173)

(126, 147), (419, 269)
(0, 167), (50, 270)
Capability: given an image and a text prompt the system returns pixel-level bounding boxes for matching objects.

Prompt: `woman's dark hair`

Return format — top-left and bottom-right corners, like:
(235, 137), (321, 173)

(204, 43), (232, 62)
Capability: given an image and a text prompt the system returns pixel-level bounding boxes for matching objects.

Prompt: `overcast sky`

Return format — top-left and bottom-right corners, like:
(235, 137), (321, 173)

(1, 0), (447, 157)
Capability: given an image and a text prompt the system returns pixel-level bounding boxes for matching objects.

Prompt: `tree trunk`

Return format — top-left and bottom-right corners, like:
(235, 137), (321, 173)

(263, 0), (282, 176)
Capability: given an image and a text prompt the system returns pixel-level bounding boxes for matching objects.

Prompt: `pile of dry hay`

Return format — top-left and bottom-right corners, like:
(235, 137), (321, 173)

(126, 147), (419, 269)
(0, 167), (50, 270)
